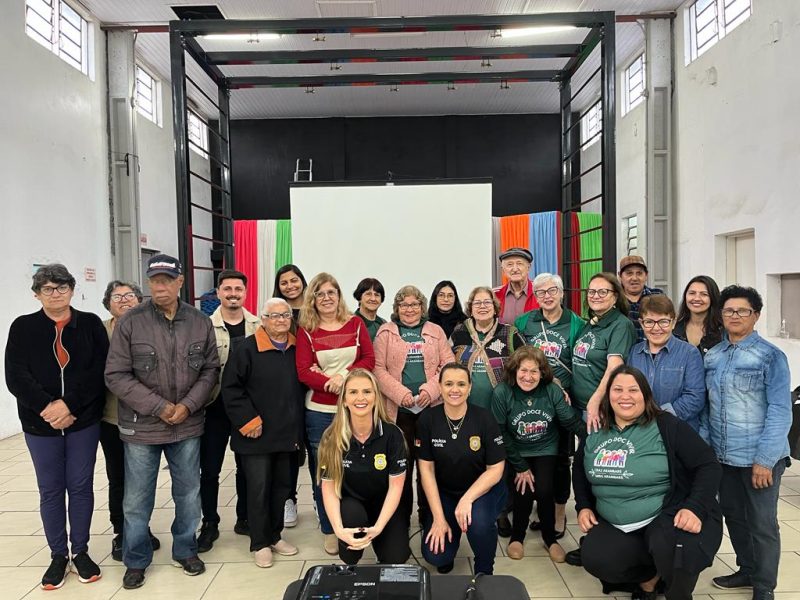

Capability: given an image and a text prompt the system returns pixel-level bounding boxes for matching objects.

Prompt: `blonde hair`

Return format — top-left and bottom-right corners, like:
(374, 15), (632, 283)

(464, 286), (500, 319)
(298, 272), (351, 331)
(316, 369), (391, 498)
(390, 285), (428, 321)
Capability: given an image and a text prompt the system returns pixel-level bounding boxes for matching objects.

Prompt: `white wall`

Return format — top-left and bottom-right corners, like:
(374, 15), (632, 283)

(0, 2), (111, 438)
(615, 90), (647, 260)
(673, 0), (800, 385)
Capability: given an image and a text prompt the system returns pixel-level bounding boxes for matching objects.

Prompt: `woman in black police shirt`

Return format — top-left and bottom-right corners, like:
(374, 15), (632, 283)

(417, 362), (506, 575)
(318, 368), (409, 564)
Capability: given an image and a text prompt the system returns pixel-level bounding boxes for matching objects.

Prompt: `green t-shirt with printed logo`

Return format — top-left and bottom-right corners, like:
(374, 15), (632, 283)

(468, 331), (494, 410)
(515, 308), (585, 390)
(571, 309), (636, 410)
(400, 324), (426, 412)
(583, 420), (670, 527)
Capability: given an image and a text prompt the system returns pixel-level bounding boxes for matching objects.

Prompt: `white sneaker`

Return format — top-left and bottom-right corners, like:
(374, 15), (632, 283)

(284, 499), (298, 528)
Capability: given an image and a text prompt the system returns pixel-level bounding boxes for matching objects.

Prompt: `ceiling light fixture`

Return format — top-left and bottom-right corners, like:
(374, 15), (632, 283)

(201, 32), (281, 42)
(447, 82), (456, 91)
(496, 25), (577, 39)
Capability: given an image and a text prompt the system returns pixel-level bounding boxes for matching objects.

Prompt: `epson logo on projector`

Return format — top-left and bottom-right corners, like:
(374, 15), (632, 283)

(353, 582), (376, 586)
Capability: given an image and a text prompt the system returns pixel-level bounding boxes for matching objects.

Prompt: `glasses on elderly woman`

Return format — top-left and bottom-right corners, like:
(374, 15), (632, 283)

(262, 312), (293, 320)
(111, 292), (138, 302)
(39, 284), (71, 296)
(640, 318), (673, 330)
(533, 286), (560, 299)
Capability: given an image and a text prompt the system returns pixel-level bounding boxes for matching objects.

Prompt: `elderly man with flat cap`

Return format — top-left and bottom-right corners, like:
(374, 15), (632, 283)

(493, 247), (540, 325)
(105, 254), (219, 590)
(618, 255), (663, 342)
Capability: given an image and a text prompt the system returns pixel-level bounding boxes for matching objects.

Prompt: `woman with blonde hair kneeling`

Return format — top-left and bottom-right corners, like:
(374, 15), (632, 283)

(318, 369), (410, 565)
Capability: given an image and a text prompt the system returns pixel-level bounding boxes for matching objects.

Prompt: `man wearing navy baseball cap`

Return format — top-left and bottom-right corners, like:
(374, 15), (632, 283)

(493, 247), (539, 325)
(105, 253), (220, 589)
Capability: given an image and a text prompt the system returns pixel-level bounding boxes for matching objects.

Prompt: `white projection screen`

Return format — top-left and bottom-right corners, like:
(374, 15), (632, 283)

(291, 182), (492, 320)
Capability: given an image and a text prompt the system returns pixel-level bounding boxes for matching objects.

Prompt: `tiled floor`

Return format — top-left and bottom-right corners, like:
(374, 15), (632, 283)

(1, 433), (800, 599)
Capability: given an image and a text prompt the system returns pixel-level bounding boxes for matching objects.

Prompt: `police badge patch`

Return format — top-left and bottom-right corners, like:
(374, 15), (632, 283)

(374, 453), (387, 470)
(469, 436), (481, 452)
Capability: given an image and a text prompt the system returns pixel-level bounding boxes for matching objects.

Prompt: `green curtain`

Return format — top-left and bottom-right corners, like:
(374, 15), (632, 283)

(274, 220), (293, 270)
(577, 213), (603, 316)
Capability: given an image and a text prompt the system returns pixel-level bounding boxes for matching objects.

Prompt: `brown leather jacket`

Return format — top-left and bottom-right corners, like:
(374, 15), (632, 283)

(105, 300), (219, 444)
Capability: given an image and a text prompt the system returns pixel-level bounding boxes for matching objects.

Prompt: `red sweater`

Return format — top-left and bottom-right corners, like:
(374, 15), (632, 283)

(295, 316), (375, 410)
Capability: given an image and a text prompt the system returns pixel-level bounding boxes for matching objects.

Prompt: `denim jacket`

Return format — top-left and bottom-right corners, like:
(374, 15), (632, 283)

(704, 331), (791, 468)
(628, 335), (707, 432)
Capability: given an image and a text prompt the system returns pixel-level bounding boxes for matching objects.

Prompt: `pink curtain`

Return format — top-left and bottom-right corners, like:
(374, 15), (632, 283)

(234, 220), (259, 315)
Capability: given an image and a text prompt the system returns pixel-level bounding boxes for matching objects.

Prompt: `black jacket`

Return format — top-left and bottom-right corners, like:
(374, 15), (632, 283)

(5, 308), (109, 436)
(573, 411), (722, 523)
(221, 328), (305, 454)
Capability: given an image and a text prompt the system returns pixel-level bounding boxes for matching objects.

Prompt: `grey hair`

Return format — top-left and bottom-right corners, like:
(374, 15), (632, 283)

(533, 272), (564, 292)
(262, 297), (291, 315)
(103, 280), (144, 310)
(31, 264), (75, 293)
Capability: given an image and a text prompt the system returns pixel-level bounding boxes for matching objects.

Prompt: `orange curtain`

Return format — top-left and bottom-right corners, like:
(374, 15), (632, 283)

(499, 215), (531, 284)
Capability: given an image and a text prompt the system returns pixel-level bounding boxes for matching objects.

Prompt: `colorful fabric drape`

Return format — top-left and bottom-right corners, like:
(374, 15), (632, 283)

(233, 220), (259, 315)
(274, 220), (293, 270)
(499, 214), (533, 284)
(577, 212), (603, 297)
(258, 220), (277, 314)
(529, 212), (559, 277)
(569, 213), (582, 313)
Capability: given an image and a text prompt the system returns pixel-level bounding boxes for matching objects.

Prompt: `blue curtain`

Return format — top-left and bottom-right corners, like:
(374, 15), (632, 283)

(529, 211), (559, 277)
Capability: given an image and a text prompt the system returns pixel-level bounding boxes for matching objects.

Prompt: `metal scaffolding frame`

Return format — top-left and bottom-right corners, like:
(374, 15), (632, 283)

(168, 12), (617, 307)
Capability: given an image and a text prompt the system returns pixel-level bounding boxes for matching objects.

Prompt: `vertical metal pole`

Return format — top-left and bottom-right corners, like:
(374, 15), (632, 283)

(218, 85), (235, 269)
(170, 28), (193, 303)
(560, 80), (574, 311)
(600, 15), (617, 272)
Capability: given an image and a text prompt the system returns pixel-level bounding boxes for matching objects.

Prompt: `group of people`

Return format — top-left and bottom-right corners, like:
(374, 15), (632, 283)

(3, 248), (791, 600)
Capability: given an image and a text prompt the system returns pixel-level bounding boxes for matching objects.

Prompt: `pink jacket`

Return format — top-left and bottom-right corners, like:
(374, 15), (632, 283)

(373, 320), (455, 422)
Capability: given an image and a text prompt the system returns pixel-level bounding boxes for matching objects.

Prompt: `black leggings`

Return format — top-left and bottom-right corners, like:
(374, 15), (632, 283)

(511, 455), (557, 545)
(581, 512), (721, 600)
(395, 411), (428, 524)
(553, 423), (573, 505)
(338, 496), (410, 565)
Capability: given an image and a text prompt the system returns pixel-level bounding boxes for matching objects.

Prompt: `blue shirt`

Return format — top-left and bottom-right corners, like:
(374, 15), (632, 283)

(628, 335), (707, 432)
(704, 331), (792, 468)
(627, 286), (664, 342)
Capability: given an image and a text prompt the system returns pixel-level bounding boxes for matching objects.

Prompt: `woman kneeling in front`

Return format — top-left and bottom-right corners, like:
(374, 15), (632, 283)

(318, 369), (410, 564)
(417, 363), (506, 575)
(574, 365), (722, 600)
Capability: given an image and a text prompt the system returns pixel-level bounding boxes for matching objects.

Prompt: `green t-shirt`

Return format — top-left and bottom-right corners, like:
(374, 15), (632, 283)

(400, 324), (426, 411)
(571, 309), (636, 410)
(515, 309), (585, 390)
(491, 382), (583, 471)
(468, 331), (494, 410)
(355, 310), (386, 342)
(584, 420), (670, 528)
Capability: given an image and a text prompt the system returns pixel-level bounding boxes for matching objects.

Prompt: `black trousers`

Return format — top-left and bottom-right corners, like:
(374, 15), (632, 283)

(581, 512), (721, 600)
(200, 400), (247, 524)
(553, 423), (573, 505)
(395, 411), (428, 524)
(99, 420), (125, 534)
(338, 496), (410, 565)
(511, 455), (557, 545)
(240, 452), (292, 551)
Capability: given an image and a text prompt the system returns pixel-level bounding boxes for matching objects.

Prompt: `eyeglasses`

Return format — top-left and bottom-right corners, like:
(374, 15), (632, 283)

(722, 308), (755, 318)
(262, 312), (293, 320)
(533, 286), (560, 299)
(587, 288), (615, 298)
(314, 290), (339, 300)
(39, 284), (71, 296)
(437, 292), (455, 299)
(640, 318), (673, 330)
(472, 300), (494, 308)
(110, 292), (137, 302)
(399, 302), (422, 310)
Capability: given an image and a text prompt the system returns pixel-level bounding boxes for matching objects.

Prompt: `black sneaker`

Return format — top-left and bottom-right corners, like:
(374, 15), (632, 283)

(111, 534), (123, 562)
(123, 568), (146, 589)
(234, 519), (250, 535)
(565, 548), (582, 566)
(197, 522), (219, 553)
(149, 530), (161, 551)
(173, 555), (205, 576)
(497, 514), (512, 538)
(712, 571), (752, 589)
(436, 562), (454, 574)
(753, 590), (775, 600)
(71, 551), (102, 583)
(41, 555), (69, 590)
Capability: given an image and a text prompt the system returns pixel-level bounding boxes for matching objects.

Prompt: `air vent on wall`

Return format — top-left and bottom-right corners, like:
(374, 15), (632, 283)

(171, 5), (226, 20)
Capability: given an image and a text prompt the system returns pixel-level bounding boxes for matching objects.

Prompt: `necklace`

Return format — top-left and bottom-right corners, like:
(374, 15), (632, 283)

(445, 411), (467, 440)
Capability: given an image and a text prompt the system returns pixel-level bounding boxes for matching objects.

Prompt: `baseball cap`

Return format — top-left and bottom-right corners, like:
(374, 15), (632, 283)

(619, 255), (648, 273)
(146, 254), (183, 279)
(499, 247), (533, 263)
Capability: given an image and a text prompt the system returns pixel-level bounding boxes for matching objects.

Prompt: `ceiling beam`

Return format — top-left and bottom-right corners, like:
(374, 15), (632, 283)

(227, 69), (561, 89)
(205, 44), (583, 65)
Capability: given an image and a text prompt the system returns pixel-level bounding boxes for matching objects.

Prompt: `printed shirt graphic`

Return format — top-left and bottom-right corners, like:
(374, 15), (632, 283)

(519, 311), (575, 388)
(400, 324), (426, 399)
(571, 310), (636, 409)
(583, 420), (670, 527)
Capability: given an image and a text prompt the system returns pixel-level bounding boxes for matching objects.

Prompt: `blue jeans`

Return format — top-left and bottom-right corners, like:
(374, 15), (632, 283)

(123, 437), (201, 569)
(26, 423), (100, 557)
(421, 481), (507, 575)
(305, 409), (334, 534)
(719, 460), (785, 593)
